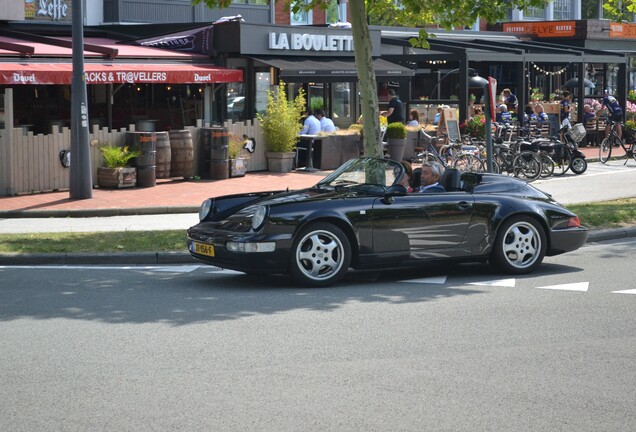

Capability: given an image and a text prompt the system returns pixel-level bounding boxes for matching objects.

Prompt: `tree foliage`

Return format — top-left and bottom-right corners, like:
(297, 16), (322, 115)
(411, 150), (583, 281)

(196, 0), (594, 155)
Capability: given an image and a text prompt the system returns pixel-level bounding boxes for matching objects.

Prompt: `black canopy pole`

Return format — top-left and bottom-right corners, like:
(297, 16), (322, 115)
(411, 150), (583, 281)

(69, 0), (92, 199)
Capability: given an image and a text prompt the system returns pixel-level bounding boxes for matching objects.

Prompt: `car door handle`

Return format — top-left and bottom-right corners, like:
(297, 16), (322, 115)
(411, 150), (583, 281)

(457, 201), (472, 211)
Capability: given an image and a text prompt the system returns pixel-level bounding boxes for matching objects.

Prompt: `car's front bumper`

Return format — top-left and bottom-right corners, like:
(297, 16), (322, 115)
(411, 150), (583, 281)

(187, 227), (293, 274)
(547, 226), (589, 256)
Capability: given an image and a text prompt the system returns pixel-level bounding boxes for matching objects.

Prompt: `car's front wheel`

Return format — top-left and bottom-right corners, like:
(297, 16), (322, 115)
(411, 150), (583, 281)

(490, 216), (546, 274)
(290, 222), (351, 287)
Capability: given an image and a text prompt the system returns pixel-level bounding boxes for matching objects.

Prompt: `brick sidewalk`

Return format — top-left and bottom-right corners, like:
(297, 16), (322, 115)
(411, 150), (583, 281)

(0, 170), (326, 216)
(0, 145), (626, 217)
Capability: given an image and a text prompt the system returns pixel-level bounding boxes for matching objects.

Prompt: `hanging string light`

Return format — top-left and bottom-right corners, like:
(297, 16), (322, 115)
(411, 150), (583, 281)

(531, 62), (571, 76)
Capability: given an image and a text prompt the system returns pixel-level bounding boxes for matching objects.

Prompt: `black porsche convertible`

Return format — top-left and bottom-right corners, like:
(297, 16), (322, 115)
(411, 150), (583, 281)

(187, 157), (588, 287)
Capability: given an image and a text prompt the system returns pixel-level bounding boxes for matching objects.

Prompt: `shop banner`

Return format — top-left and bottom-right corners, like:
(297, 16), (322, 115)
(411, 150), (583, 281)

(0, 63), (243, 85)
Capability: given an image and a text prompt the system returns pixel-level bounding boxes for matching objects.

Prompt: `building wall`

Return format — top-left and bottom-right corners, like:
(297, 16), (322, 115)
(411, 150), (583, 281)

(87, 0), (105, 25)
(0, 0), (24, 21)
(104, 0), (270, 24)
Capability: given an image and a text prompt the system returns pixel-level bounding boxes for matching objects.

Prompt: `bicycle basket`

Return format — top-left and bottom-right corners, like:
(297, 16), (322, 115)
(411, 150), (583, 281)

(568, 123), (586, 142)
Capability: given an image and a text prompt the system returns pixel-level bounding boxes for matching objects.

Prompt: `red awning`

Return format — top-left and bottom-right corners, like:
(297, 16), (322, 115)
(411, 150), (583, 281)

(0, 62), (243, 85)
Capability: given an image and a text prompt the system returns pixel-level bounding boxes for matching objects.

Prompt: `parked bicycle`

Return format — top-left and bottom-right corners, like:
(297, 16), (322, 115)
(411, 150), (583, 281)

(599, 120), (636, 165)
(411, 131), (484, 172)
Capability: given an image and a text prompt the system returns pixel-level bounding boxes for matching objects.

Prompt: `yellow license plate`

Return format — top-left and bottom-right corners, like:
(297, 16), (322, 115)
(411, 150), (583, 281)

(192, 242), (215, 257)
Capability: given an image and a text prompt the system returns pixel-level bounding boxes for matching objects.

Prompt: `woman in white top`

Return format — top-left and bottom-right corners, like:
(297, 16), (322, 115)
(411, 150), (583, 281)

(407, 109), (420, 127)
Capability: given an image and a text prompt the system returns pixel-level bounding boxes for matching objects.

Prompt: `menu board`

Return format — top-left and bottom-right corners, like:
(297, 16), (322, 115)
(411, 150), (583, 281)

(437, 108), (461, 143)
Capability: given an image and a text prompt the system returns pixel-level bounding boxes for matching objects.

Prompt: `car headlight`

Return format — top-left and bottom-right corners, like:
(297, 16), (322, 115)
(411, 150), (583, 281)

(199, 199), (213, 221)
(251, 206), (268, 230)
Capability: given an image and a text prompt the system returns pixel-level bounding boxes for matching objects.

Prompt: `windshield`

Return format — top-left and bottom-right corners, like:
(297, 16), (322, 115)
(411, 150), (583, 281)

(317, 157), (404, 189)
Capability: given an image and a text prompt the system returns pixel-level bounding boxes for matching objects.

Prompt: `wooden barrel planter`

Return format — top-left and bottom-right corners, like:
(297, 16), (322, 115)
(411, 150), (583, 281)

(169, 130), (194, 178)
(126, 131), (157, 188)
(155, 131), (171, 179)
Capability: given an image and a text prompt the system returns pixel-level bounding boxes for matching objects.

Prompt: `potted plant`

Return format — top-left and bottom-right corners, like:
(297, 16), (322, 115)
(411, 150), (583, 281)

(256, 81), (306, 173)
(385, 121), (407, 162)
(97, 145), (140, 188)
(228, 134), (248, 177)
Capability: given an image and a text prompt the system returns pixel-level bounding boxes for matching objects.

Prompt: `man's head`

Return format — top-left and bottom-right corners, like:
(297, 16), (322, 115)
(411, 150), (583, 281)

(388, 89), (396, 97)
(421, 162), (443, 187)
(563, 90), (571, 99)
(314, 109), (325, 119)
(584, 104), (592, 112)
(502, 88), (511, 97)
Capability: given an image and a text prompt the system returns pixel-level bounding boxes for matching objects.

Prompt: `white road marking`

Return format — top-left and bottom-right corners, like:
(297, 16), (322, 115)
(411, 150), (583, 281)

(536, 282), (589, 292)
(150, 265), (201, 273)
(206, 269), (245, 275)
(400, 276), (447, 284)
(611, 289), (636, 295)
(467, 278), (516, 287)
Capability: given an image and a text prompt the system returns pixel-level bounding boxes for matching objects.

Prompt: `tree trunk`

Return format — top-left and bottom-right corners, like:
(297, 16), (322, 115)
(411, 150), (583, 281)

(350, 0), (382, 158)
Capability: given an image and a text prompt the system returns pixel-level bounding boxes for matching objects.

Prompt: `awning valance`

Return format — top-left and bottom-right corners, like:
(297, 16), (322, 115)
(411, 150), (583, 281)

(0, 62), (243, 85)
(251, 56), (414, 81)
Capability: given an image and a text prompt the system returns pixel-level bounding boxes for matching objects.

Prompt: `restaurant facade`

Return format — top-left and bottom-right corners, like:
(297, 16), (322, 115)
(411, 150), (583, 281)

(0, 2), (633, 195)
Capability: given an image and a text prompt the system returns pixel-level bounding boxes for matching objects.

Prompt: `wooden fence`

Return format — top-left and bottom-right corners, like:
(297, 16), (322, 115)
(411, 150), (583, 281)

(0, 119), (266, 196)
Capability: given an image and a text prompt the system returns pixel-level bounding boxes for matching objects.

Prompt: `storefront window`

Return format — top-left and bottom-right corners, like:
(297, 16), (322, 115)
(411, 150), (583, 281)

(524, 7), (546, 19)
(227, 82), (245, 121)
(326, 0), (339, 24)
(553, 0), (574, 20)
(332, 82), (352, 122)
(255, 71), (271, 115)
(290, 1), (313, 25)
(230, 0), (269, 4)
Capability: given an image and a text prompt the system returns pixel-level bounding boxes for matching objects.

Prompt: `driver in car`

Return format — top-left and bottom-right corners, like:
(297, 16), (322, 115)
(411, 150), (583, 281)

(419, 162), (445, 193)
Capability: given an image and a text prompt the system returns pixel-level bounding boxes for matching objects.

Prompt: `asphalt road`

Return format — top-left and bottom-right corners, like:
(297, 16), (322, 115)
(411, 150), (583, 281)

(2, 237), (635, 431)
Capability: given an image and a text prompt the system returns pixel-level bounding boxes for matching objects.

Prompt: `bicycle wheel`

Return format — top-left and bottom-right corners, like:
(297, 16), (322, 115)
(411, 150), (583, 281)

(552, 150), (571, 176)
(453, 154), (483, 172)
(512, 151), (542, 182)
(540, 154), (555, 177)
(493, 153), (512, 176)
(599, 137), (612, 164)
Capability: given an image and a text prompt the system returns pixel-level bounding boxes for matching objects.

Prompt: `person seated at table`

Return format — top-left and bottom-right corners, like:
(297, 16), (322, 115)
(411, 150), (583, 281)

(432, 105), (447, 125)
(300, 109), (321, 135)
(495, 104), (512, 124)
(583, 104), (596, 123)
(524, 104), (537, 123)
(534, 103), (549, 126)
(407, 109), (420, 127)
(315, 109), (336, 133)
(419, 161), (445, 193)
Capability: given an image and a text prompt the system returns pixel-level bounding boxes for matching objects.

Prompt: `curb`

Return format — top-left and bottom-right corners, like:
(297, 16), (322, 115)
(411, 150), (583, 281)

(0, 206), (200, 219)
(0, 251), (197, 266)
(1, 227), (634, 266)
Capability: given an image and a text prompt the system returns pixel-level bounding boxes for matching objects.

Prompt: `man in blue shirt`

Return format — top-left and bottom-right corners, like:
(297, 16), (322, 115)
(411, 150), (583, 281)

(315, 109), (336, 132)
(495, 104), (512, 124)
(560, 91), (572, 126)
(300, 110), (321, 135)
(419, 162), (445, 193)
(602, 92), (624, 140)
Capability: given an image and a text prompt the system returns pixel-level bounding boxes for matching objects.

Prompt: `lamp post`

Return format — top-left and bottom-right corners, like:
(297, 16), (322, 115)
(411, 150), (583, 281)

(69, 0), (92, 199)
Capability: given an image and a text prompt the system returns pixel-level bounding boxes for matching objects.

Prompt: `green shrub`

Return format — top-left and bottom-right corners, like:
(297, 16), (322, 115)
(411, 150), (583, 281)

(385, 122), (407, 139)
(256, 81), (306, 153)
(99, 145), (140, 168)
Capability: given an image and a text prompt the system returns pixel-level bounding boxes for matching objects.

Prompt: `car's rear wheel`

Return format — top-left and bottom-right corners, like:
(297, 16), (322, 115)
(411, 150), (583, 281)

(490, 216), (546, 274)
(290, 222), (351, 287)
